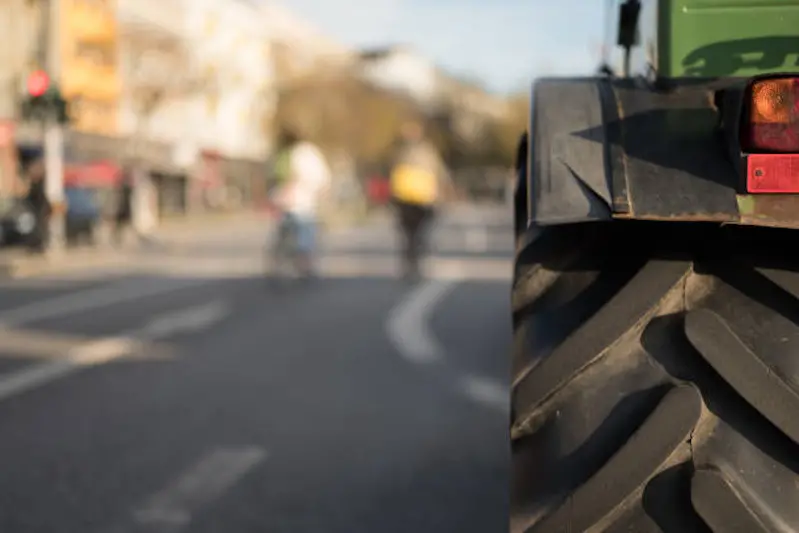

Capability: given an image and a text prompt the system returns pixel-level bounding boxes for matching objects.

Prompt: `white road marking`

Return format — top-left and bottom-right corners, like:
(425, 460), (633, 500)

(386, 280), (458, 364)
(0, 337), (137, 402)
(0, 278), (207, 327)
(0, 301), (227, 404)
(68, 337), (139, 365)
(0, 359), (75, 402)
(459, 374), (509, 414)
(140, 302), (229, 339)
(132, 447), (266, 531)
(386, 279), (511, 413)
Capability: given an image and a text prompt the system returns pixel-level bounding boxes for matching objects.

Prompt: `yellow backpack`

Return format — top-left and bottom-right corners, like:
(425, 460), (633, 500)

(390, 164), (438, 206)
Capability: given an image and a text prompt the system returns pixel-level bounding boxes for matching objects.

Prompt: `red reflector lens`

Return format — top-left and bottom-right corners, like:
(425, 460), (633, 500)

(746, 78), (799, 152)
(747, 154), (799, 193)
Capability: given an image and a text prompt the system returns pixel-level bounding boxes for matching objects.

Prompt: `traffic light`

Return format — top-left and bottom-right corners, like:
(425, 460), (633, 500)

(51, 88), (70, 124)
(20, 93), (46, 121)
(27, 70), (49, 97)
(20, 71), (70, 125)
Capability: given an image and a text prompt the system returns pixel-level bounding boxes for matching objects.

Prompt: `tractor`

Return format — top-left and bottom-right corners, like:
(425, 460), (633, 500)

(510, 0), (799, 531)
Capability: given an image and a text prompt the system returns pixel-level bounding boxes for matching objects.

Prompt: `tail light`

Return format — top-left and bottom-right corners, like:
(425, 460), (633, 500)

(743, 77), (799, 153)
(743, 77), (799, 193)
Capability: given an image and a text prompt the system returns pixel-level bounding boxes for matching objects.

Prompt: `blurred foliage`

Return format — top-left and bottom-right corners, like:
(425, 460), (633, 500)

(427, 95), (528, 169)
(490, 93), (529, 165)
(272, 68), (529, 175)
(273, 70), (417, 168)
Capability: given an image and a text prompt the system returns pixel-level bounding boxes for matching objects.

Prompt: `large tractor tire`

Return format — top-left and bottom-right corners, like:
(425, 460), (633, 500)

(510, 220), (799, 532)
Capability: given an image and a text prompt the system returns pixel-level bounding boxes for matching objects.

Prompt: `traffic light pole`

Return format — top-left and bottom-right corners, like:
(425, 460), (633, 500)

(39, 0), (65, 256)
(44, 118), (65, 256)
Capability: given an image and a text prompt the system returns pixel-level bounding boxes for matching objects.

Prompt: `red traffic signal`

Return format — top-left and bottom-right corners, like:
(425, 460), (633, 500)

(26, 70), (50, 97)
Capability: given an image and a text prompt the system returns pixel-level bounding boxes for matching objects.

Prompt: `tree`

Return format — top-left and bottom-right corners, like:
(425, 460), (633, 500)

(486, 92), (529, 165)
(272, 65), (415, 169)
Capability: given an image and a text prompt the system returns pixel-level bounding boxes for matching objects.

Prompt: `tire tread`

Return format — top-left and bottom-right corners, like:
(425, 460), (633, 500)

(511, 223), (799, 532)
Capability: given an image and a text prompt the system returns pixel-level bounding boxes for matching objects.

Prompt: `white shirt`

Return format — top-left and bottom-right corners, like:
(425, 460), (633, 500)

(276, 142), (331, 217)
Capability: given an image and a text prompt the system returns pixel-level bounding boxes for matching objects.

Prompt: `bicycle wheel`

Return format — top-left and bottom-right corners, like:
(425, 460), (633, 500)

(265, 217), (298, 281)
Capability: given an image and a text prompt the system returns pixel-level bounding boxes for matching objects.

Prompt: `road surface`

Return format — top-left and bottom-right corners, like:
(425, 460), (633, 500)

(0, 205), (512, 533)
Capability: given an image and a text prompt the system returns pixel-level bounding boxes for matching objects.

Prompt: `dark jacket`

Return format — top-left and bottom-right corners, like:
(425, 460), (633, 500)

(26, 179), (50, 218)
(116, 181), (133, 221)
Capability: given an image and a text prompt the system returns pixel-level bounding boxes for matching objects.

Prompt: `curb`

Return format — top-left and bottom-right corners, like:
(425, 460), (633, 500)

(156, 211), (266, 232)
(0, 208), (387, 280)
(0, 248), (130, 280)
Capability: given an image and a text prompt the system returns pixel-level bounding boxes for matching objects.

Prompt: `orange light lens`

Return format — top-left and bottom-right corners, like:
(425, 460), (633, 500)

(751, 79), (795, 124)
(744, 77), (799, 153)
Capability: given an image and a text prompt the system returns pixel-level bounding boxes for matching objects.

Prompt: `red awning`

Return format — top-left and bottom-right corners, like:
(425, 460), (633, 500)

(64, 160), (120, 187)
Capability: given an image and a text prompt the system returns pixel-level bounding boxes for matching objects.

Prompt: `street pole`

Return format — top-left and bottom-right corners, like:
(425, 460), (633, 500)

(39, 0), (65, 256)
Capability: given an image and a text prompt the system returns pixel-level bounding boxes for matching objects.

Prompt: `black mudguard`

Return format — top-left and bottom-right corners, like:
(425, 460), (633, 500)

(606, 79), (739, 222)
(525, 78), (614, 227)
(521, 76), (799, 230)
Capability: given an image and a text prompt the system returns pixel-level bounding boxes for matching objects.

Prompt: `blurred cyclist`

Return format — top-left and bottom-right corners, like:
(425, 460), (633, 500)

(270, 128), (331, 278)
(389, 120), (452, 281)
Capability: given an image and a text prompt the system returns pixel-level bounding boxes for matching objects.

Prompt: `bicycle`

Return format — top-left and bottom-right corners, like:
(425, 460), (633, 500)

(264, 208), (323, 286)
(264, 209), (300, 279)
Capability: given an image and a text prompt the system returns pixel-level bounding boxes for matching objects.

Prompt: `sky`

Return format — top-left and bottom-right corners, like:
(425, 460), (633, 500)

(276, 0), (607, 94)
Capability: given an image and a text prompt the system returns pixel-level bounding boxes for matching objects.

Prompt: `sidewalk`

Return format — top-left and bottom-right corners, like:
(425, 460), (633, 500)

(155, 210), (269, 234)
(0, 206), (383, 280)
(0, 212), (265, 280)
(0, 246), (132, 280)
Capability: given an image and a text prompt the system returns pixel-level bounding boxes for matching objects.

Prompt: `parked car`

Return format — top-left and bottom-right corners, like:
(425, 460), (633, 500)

(0, 196), (36, 247)
(65, 186), (101, 246)
(0, 188), (102, 248)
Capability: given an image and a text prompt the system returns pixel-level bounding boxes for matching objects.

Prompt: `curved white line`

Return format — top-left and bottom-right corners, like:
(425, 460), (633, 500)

(385, 280), (457, 364)
(459, 374), (509, 414)
(386, 280), (509, 413)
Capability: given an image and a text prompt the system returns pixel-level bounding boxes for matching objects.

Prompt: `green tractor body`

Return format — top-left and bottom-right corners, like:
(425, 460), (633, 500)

(511, 2), (799, 531)
(514, 0), (799, 233)
(632, 0), (799, 79)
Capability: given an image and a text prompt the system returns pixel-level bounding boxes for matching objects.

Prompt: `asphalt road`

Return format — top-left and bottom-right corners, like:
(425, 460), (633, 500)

(0, 204), (513, 533)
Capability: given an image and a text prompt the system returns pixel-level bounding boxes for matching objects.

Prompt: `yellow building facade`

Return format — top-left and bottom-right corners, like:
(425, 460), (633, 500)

(58, 0), (120, 136)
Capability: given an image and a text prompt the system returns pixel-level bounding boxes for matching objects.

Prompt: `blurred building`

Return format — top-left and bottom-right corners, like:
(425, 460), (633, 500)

(0, 0), (42, 119)
(59, 0), (121, 136)
(4, 0), (122, 198)
(116, 0), (194, 216)
(182, 0), (276, 212)
(0, 0), (41, 197)
(183, 0), (274, 161)
(2, 0), (351, 216)
(115, 0), (280, 215)
(117, 0), (193, 148)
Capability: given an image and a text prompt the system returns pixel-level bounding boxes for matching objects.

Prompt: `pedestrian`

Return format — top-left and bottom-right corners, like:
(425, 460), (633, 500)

(389, 120), (452, 281)
(113, 165), (135, 247)
(272, 131), (294, 188)
(24, 159), (50, 253)
(268, 128), (331, 279)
